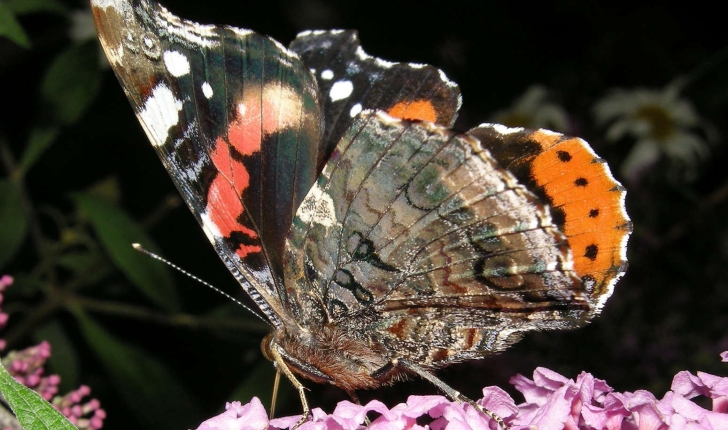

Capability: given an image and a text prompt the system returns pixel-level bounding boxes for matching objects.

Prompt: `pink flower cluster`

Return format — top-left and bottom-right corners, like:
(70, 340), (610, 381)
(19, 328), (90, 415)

(4, 341), (60, 400)
(52, 385), (106, 429)
(0, 275), (12, 351)
(196, 352), (728, 430)
(0, 275), (105, 430)
(510, 365), (728, 429)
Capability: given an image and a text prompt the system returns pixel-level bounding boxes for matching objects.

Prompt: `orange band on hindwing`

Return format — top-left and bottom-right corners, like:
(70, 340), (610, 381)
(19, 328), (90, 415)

(526, 130), (630, 294)
(468, 125), (631, 299)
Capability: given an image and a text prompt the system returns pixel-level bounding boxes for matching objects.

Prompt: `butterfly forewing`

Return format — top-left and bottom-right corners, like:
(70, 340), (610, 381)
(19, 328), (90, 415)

(290, 30), (462, 171)
(92, 0), (322, 323)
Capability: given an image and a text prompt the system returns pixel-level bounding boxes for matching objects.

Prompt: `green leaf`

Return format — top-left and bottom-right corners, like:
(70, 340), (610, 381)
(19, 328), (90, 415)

(73, 192), (180, 310)
(41, 41), (101, 125)
(0, 180), (28, 270)
(0, 359), (78, 430)
(5, 0), (66, 15)
(74, 310), (203, 428)
(56, 250), (99, 274)
(0, 2), (30, 48)
(34, 321), (79, 391)
(18, 127), (59, 176)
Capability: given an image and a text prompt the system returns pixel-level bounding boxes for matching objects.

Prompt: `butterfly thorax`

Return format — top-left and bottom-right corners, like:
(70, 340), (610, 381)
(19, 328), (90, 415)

(263, 324), (398, 392)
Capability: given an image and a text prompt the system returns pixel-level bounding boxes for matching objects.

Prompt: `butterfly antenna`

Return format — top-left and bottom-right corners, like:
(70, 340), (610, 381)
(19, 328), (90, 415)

(132, 243), (271, 327)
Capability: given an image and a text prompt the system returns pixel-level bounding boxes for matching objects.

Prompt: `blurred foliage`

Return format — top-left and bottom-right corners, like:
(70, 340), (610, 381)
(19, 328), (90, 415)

(0, 0), (727, 429)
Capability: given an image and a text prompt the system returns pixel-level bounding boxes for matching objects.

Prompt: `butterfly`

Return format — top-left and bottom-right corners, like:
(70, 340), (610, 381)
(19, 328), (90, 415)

(91, 0), (631, 427)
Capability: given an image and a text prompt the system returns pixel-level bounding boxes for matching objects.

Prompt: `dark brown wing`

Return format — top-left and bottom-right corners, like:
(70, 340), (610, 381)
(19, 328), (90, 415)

(92, 0), (322, 325)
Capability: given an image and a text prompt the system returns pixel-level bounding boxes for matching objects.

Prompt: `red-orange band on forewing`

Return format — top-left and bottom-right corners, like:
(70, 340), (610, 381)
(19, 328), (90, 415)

(205, 82), (307, 260)
(387, 100), (438, 123)
(208, 135), (261, 258)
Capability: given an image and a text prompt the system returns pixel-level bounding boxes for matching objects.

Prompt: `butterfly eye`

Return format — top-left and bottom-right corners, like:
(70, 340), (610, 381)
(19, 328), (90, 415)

(263, 334), (331, 383)
(260, 333), (275, 363)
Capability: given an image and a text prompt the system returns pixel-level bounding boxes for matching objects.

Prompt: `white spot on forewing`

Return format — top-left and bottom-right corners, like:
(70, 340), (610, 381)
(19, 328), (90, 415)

(138, 84), (184, 146)
(349, 103), (362, 118)
(201, 82), (213, 99)
(237, 103), (246, 117)
(297, 182), (336, 228)
(321, 69), (334, 80)
(200, 212), (221, 245)
(163, 51), (190, 77)
(329, 80), (353, 102)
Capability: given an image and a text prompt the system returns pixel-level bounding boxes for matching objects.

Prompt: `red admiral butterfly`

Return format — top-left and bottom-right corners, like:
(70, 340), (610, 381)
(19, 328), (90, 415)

(91, 0), (631, 427)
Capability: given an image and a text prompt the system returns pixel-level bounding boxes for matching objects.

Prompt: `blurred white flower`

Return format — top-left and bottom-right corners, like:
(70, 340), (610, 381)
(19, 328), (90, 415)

(69, 9), (96, 42)
(491, 85), (570, 132)
(593, 82), (711, 182)
(69, 9), (109, 69)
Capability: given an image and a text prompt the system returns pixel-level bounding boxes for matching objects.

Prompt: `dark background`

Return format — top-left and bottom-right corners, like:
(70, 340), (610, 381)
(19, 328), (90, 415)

(2, 0), (728, 428)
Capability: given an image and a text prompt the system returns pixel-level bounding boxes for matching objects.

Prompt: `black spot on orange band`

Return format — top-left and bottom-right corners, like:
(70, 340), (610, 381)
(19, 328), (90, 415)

(584, 244), (599, 261)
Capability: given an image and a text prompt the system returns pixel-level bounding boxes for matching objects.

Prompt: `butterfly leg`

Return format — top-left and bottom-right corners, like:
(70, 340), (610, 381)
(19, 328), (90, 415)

(397, 359), (508, 430)
(269, 345), (311, 429)
(270, 369), (282, 419)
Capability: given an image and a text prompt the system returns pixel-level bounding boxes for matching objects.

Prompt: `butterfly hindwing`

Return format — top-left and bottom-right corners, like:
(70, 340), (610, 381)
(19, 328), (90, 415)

(284, 111), (591, 367)
(92, 0), (322, 323)
(469, 125), (631, 312)
(289, 30), (462, 171)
